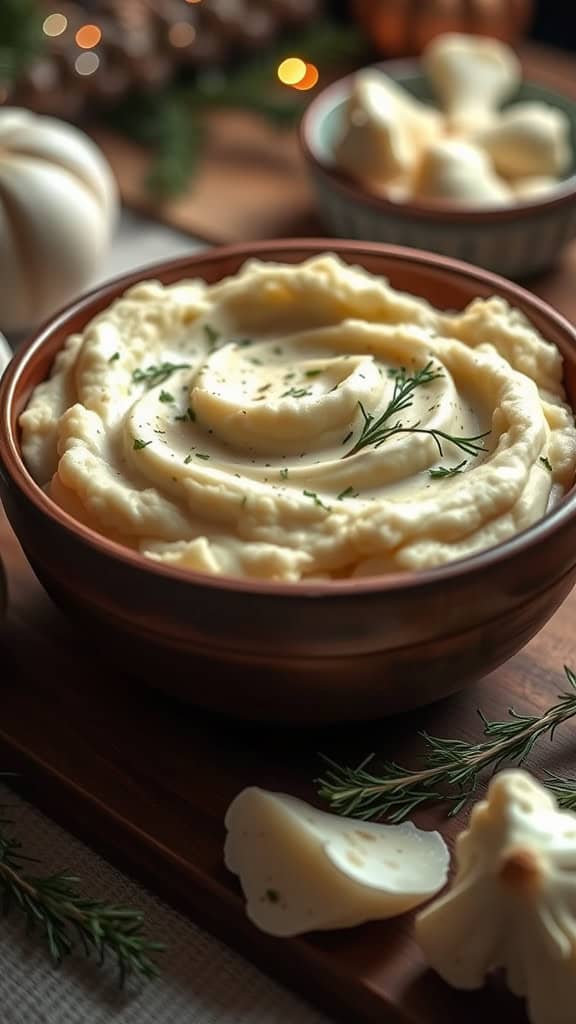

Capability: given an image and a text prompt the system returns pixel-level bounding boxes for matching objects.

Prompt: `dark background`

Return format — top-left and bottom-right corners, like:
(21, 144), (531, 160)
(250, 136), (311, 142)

(531, 4), (576, 49)
(327, 2), (576, 52)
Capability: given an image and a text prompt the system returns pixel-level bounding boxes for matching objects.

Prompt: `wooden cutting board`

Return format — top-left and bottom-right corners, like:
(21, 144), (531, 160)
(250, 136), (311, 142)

(1, 494), (576, 1024)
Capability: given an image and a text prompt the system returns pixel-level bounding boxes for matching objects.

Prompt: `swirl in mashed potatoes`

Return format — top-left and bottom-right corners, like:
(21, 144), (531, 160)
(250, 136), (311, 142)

(20, 255), (576, 581)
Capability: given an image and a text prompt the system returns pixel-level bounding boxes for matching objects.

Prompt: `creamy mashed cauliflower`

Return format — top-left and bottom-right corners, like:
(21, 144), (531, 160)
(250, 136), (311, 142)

(20, 255), (576, 582)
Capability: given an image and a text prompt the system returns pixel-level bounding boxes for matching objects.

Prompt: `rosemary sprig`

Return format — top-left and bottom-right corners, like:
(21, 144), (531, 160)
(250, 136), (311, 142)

(429, 460), (468, 479)
(132, 362), (191, 390)
(0, 819), (164, 984)
(344, 361), (490, 460)
(317, 666), (576, 823)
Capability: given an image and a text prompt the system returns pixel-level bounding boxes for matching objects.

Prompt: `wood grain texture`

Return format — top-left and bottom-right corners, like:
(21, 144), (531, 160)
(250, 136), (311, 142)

(1, 489), (575, 1024)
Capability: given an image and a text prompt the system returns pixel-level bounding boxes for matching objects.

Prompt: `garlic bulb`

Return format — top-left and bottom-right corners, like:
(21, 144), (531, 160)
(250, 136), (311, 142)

(334, 69), (440, 187)
(416, 770), (576, 1024)
(0, 108), (118, 332)
(423, 32), (521, 135)
(478, 102), (572, 179)
(225, 787), (449, 936)
(413, 138), (512, 204)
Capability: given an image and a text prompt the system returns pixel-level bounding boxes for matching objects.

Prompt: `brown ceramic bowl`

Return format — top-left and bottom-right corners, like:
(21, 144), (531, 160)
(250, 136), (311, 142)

(2, 240), (576, 724)
(300, 61), (576, 279)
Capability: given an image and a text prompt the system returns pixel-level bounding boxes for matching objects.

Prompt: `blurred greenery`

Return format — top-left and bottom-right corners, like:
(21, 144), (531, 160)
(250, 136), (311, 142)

(0, 0), (43, 83)
(105, 18), (368, 200)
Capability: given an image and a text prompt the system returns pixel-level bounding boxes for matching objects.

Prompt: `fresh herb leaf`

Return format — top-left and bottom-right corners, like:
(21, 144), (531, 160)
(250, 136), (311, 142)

(305, 369), (322, 378)
(337, 486), (357, 500)
(341, 431), (353, 446)
(303, 490), (331, 512)
(159, 390), (174, 404)
(184, 454), (193, 464)
(0, 809), (164, 985)
(109, 352), (120, 364)
(175, 406), (196, 423)
(281, 387), (312, 399)
(203, 324), (220, 348)
(132, 362), (191, 390)
(344, 359), (489, 460)
(540, 456), (553, 472)
(133, 438), (152, 450)
(280, 467), (289, 480)
(317, 666), (576, 823)
(195, 452), (210, 460)
(429, 460), (468, 479)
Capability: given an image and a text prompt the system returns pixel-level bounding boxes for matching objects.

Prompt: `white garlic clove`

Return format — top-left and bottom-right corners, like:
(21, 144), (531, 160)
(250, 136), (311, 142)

(413, 138), (512, 205)
(335, 69), (441, 185)
(0, 107), (118, 333)
(224, 787), (449, 937)
(511, 175), (561, 201)
(423, 33), (521, 135)
(477, 102), (572, 179)
(416, 770), (576, 1024)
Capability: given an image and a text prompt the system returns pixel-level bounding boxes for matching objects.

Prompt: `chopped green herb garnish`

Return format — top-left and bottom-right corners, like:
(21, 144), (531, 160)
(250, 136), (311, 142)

(429, 460), (468, 479)
(159, 390), (174, 404)
(132, 362), (191, 390)
(281, 387), (312, 399)
(280, 467), (289, 480)
(344, 362), (489, 460)
(305, 369), (322, 378)
(248, 357), (262, 366)
(241, 496), (247, 508)
(109, 352), (120, 364)
(175, 406), (196, 423)
(133, 438), (152, 450)
(341, 431), (353, 445)
(257, 383), (271, 394)
(184, 454), (193, 464)
(303, 490), (331, 513)
(203, 324), (220, 348)
(265, 889), (280, 904)
(540, 456), (553, 472)
(273, 346), (283, 356)
(195, 452), (210, 460)
(237, 338), (253, 347)
(337, 486), (357, 500)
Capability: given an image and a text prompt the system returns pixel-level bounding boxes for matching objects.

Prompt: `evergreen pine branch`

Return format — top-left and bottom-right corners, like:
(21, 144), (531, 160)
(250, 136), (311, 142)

(0, 811), (165, 985)
(317, 666), (576, 823)
(0, 0), (44, 83)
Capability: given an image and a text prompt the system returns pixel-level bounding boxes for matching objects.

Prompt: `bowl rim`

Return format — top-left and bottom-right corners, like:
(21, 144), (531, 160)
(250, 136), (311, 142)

(299, 59), (576, 224)
(2, 236), (576, 599)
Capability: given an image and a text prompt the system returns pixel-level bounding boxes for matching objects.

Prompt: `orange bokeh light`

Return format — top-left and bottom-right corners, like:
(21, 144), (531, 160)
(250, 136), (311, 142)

(75, 24), (102, 49)
(293, 63), (319, 91)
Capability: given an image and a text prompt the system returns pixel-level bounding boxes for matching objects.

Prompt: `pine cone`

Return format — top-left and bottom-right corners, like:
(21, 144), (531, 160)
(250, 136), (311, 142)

(14, 0), (325, 118)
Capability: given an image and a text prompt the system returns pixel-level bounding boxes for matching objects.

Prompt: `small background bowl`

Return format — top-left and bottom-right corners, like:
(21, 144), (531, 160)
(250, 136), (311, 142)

(2, 240), (576, 724)
(0, 332), (11, 619)
(300, 61), (576, 279)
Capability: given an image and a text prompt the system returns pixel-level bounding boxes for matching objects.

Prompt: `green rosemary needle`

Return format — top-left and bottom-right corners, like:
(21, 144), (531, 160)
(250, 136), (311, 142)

(317, 666), (576, 823)
(0, 821), (164, 985)
(132, 362), (191, 390)
(429, 460), (468, 479)
(344, 361), (490, 460)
